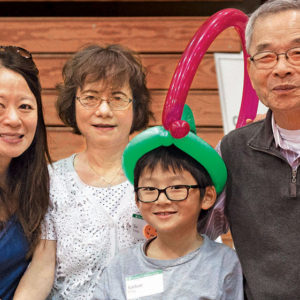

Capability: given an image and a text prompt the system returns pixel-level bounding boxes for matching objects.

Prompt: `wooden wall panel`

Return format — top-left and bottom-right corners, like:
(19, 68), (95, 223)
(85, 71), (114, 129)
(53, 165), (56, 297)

(150, 91), (222, 127)
(42, 91), (60, 125)
(0, 17), (241, 53)
(35, 54), (218, 90)
(47, 128), (86, 162)
(196, 127), (223, 148)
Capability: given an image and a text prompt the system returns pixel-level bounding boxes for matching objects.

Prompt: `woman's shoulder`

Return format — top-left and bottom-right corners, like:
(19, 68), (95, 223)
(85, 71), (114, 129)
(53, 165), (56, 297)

(47, 154), (78, 198)
(48, 154), (76, 176)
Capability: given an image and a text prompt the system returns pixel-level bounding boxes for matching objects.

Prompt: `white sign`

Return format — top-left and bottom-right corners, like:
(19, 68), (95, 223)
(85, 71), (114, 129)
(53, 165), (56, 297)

(214, 52), (268, 134)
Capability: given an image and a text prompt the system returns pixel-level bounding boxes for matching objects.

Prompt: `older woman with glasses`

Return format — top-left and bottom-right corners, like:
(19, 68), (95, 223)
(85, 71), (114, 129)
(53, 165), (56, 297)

(15, 44), (153, 299)
(0, 46), (50, 300)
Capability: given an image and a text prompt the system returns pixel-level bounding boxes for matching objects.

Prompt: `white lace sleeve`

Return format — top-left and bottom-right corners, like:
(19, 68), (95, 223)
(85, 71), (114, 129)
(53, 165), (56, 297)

(41, 202), (57, 240)
(41, 164), (57, 240)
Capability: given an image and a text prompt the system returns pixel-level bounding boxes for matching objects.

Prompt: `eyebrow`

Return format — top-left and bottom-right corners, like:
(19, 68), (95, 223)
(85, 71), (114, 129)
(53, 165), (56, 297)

(255, 38), (300, 53)
(81, 89), (127, 96)
(20, 97), (36, 102)
(111, 90), (127, 96)
(255, 43), (271, 53)
(140, 174), (185, 184)
(292, 37), (300, 45)
(81, 89), (99, 94)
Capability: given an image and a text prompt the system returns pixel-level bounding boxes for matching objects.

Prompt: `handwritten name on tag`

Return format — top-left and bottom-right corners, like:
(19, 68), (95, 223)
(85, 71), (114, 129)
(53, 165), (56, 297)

(126, 270), (164, 299)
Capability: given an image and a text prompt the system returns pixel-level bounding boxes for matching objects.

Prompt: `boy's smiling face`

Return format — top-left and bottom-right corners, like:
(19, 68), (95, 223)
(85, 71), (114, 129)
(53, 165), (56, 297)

(136, 164), (207, 237)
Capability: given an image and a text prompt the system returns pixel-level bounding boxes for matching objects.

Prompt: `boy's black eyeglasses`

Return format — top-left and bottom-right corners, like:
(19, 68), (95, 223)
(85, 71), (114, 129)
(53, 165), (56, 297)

(0, 46), (32, 59)
(135, 185), (203, 203)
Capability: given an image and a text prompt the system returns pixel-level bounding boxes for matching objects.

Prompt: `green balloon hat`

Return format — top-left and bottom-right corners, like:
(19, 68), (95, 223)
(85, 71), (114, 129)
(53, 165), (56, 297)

(122, 105), (227, 194)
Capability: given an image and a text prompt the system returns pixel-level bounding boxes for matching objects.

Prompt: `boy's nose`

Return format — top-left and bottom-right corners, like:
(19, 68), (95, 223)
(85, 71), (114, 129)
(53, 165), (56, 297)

(156, 191), (171, 204)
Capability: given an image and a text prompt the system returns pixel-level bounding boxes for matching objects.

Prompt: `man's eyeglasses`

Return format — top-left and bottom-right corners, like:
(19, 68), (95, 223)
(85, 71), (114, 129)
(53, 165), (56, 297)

(0, 46), (32, 59)
(135, 185), (203, 203)
(76, 94), (133, 111)
(249, 47), (300, 69)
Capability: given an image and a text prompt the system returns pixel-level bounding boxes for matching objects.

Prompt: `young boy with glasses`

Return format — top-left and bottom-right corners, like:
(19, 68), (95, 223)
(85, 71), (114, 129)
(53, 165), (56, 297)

(93, 106), (243, 300)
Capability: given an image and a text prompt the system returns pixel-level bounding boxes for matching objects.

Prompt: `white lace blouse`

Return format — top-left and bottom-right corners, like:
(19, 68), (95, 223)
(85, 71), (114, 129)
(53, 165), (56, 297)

(42, 154), (143, 299)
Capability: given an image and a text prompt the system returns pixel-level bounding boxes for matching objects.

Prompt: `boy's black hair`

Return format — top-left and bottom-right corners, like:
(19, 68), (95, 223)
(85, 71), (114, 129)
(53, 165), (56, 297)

(134, 145), (214, 225)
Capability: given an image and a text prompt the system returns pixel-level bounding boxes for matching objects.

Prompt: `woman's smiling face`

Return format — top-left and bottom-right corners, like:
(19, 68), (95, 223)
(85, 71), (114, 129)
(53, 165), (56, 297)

(75, 79), (133, 148)
(0, 67), (37, 165)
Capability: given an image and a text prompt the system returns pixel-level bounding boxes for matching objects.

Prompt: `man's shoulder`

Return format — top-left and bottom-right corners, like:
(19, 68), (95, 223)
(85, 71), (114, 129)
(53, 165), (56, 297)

(226, 119), (264, 138)
(222, 119), (265, 146)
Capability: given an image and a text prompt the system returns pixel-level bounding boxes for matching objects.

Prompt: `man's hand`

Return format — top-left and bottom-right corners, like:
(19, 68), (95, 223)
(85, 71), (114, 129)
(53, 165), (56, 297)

(246, 114), (266, 125)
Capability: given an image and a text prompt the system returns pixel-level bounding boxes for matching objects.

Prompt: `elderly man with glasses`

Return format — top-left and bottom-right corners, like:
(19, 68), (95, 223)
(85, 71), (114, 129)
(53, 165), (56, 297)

(203, 1), (300, 299)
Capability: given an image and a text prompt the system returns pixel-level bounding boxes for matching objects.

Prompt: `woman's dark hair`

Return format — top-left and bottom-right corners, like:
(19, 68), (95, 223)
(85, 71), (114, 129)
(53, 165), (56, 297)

(56, 44), (153, 135)
(134, 145), (213, 226)
(0, 47), (51, 257)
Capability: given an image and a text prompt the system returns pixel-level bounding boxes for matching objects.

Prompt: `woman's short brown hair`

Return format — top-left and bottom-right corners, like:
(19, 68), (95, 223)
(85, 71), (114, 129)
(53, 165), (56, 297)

(56, 44), (153, 134)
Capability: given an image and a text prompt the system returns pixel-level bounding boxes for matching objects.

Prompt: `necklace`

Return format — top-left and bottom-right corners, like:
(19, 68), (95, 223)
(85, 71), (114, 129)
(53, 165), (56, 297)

(87, 159), (123, 188)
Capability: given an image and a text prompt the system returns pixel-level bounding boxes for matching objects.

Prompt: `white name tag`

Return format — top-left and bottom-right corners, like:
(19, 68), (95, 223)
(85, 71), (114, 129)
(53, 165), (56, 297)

(132, 214), (147, 240)
(126, 270), (164, 299)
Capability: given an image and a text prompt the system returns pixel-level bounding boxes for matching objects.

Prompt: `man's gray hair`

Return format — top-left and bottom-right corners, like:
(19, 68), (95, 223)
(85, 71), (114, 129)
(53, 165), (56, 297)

(246, 0), (300, 52)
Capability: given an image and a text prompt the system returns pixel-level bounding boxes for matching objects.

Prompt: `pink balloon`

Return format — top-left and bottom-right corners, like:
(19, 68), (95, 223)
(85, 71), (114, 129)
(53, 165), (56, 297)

(162, 8), (259, 138)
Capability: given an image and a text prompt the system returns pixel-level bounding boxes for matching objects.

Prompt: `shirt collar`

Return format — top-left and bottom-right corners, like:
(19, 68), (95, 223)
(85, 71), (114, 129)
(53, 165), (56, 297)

(272, 113), (282, 148)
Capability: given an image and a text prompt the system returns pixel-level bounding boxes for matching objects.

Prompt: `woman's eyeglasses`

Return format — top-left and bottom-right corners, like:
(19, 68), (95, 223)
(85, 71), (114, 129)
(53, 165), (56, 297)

(76, 94), (133, 111)
(0, 46), (32, 59)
